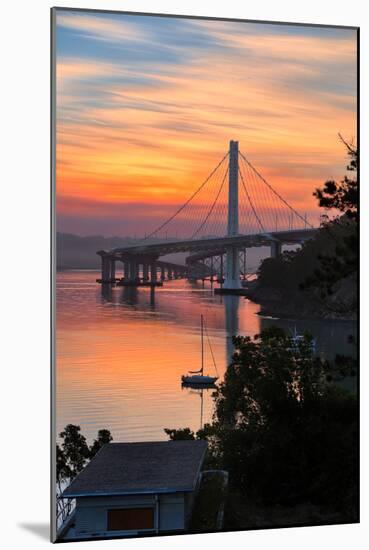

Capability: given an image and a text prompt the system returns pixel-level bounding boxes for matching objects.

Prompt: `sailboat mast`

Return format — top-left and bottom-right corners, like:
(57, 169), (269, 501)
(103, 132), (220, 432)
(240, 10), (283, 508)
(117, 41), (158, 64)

(201, 314), (204, 375)
(200, 389), (204, 430)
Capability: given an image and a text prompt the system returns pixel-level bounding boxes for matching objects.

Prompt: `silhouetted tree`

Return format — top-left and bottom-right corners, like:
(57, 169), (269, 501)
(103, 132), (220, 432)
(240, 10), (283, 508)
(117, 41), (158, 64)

(166, 328), (358, 521)
(56, 426), (113, 524)
(89, 428), (113, 458)
(56, 444), (71, 488)
(303, 135), (358, 304)
(313, 134), (357, 221)
(59, 424), (90, 479)
(164, 427), (195, 440)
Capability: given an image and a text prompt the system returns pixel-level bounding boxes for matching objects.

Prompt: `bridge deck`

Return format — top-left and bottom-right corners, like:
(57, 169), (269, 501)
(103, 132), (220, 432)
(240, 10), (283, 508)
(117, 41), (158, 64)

(97, 228), (317, 259)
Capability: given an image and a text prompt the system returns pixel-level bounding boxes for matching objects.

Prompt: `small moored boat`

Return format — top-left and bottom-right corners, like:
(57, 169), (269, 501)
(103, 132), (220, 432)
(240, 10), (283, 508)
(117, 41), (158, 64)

(181, 315), (218, 386)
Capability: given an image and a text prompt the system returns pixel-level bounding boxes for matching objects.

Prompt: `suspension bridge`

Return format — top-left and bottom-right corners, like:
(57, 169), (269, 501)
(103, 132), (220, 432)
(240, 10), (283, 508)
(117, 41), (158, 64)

(97, 140), (318, 291)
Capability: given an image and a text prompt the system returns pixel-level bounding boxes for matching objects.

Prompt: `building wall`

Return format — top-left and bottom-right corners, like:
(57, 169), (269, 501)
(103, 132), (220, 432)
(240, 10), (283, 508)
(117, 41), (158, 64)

(75, 495), (155, 537)
(159, 493), (185, 531)
(74, 493), (187, 538)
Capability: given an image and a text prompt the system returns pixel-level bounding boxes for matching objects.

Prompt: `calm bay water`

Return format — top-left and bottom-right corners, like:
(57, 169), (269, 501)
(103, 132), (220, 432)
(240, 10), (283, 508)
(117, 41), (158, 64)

(56, 270), (356, 444)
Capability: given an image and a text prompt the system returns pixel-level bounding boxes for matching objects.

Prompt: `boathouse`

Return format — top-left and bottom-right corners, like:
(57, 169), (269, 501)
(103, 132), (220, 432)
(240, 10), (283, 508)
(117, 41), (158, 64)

(59, 440), (207, 541)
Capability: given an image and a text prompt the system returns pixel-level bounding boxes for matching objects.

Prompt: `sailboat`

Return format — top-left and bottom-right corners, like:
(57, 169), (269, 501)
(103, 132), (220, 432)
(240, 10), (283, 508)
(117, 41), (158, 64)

(181, 315), (219, 386)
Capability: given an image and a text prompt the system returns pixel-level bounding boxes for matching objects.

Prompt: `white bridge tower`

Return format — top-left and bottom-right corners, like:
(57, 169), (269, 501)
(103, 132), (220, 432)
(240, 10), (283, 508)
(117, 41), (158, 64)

(223, 140), (242, 289)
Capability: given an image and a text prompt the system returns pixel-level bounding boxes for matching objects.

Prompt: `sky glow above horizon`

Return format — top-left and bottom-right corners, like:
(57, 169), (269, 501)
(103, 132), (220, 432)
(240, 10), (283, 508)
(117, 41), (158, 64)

(55, 10), (357, 237)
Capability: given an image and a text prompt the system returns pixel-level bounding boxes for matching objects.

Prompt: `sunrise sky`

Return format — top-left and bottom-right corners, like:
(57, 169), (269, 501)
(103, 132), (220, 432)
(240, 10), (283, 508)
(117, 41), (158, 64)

(55, 9), (357, 237)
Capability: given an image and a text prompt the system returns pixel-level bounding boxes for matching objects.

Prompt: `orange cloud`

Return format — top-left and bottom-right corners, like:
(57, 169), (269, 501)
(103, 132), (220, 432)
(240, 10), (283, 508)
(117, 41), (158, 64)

(55, 14), (357, 236)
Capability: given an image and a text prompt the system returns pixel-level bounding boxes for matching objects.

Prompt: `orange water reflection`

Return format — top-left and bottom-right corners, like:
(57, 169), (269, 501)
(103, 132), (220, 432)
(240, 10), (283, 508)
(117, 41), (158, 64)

(56, 271), (261, 443)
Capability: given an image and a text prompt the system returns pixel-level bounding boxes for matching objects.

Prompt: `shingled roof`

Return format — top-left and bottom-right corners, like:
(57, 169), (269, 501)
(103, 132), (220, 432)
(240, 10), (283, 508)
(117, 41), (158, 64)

(62, 440), (207, 498)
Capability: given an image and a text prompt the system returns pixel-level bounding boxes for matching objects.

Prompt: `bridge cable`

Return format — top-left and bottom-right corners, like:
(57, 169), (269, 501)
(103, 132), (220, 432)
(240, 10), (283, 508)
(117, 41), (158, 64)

(244, 159), (268, 231)
(239, 176), (257, 234)
(207, 166), (230, 238)
(240, 151), (292, 230)
(241, 155), (286, 232)
(239, 150), (314, 229)
(191, 167), (229, 239)
(238, 165), (266, 233)
(144, 152), (229, 240)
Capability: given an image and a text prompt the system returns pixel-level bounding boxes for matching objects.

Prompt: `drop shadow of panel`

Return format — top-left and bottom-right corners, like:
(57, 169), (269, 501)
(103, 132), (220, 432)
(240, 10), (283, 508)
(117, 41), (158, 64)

(18, 522), (49, 541)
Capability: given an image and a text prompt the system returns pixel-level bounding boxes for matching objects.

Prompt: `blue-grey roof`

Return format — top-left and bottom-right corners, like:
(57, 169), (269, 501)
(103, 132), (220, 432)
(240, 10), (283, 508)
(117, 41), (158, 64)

(62, 440), (207, 498)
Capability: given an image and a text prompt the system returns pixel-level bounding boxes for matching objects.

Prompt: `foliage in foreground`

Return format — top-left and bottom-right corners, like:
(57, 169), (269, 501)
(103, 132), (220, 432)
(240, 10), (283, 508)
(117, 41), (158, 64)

(313, 134), (357, 222)
(166, 327), (358, 521)
(56, 425), (113, 490)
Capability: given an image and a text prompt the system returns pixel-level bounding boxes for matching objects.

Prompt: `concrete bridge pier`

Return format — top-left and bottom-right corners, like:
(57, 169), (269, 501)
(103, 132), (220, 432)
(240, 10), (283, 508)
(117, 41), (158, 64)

(160, 266), (166, 281)
(224, 246), (242, 290)
(101, 257), (111, 283)
(129, 258), (138, 282)
(142, 262), (149, 282)
(271, 241), (282, 258)
(210, 256), (214, 283)
(150, 261), (157, 284)
(110, 260), (116, 281)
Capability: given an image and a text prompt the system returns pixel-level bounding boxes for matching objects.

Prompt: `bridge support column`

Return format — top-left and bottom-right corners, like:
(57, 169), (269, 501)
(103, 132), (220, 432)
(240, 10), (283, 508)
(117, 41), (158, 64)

(160, 266), (165, 281)
(134, 259), (140, 282)
(224, 247), (241, 289)
(101, 257), (110, 283)
(150, 261), (157, 284)
(110, 260), (116, 281)
(127, 260), (133, 282)
(271, 241), (282, 258)
(143, 262), (149, 282)
(128, 259), (137, 283)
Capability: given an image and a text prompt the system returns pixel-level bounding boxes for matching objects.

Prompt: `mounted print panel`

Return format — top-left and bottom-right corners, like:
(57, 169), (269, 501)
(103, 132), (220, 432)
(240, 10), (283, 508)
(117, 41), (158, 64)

(51, 7), (359, 543)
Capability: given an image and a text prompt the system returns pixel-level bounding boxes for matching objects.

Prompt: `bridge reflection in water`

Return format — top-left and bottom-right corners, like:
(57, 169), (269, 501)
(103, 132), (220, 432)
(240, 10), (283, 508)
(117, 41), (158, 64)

(101, 276), (241, 366)
(99, 278), (244, 434)
(56, 271), (356, 444)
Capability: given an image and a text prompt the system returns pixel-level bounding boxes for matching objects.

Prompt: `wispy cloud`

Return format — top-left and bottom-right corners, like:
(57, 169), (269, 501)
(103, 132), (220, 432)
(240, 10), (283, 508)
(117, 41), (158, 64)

(57, 12), (146, 44)
(55, 10), (357, 236)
